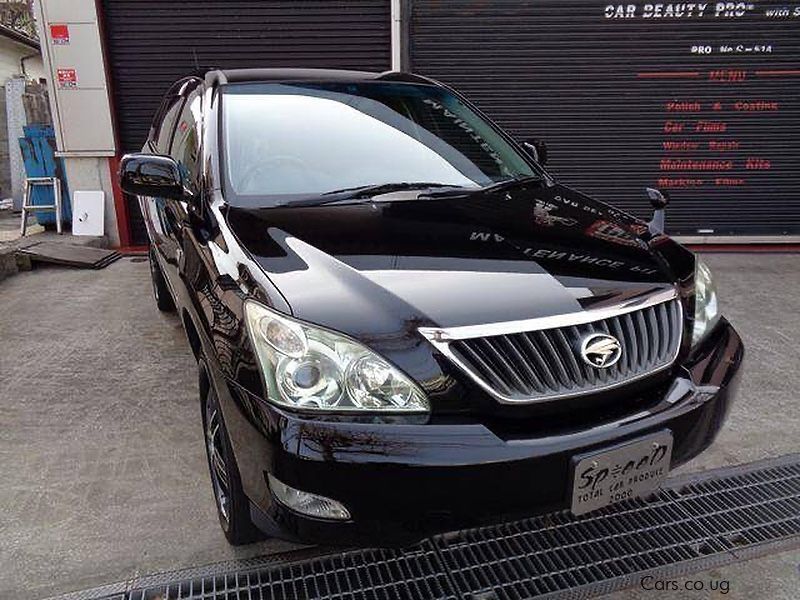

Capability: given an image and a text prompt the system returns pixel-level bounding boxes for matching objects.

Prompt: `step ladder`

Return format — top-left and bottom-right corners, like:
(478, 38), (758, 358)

(20, 176), (62, 236)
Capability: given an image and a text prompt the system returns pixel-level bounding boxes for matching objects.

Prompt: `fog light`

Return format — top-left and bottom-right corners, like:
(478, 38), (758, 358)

(268, 474), (351, 521)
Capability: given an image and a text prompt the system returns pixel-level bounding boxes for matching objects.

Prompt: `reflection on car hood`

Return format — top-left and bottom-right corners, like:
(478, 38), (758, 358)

(225, 183), (691, 347)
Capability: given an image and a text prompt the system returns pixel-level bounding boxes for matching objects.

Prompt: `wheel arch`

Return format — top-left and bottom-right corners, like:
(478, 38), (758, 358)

(198, 354), (211, 403)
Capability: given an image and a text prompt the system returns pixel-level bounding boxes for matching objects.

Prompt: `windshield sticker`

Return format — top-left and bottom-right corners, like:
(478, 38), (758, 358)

(422, 98), (510, 176)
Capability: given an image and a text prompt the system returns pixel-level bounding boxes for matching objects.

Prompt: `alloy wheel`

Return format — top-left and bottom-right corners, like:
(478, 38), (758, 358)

(205, 401), (230, 524)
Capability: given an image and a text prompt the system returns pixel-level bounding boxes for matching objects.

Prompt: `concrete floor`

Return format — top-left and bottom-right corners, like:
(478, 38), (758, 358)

(0, 258), (304, 600)
(0, 253), (798, 599)
(670, 253), (799, 475)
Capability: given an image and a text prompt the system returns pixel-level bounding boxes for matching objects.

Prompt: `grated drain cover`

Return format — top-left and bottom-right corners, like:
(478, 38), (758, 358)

(49, 454), (800, 600)
(132, 547), (457, 600)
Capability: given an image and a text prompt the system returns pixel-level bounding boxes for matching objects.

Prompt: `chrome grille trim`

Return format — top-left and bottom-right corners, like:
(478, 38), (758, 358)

(419, 289), (683, 404)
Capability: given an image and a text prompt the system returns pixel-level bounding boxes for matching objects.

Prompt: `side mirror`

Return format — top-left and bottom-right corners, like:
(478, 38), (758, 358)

(522, 138), (548, 165)
(645, 187), (670, 234)
(120, 153), (183, 199)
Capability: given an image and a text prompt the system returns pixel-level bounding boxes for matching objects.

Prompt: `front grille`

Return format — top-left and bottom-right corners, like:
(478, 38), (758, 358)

(445, 296), (682, 403)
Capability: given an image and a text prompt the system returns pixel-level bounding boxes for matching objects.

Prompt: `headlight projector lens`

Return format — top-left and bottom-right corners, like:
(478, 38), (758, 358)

(244, 300), (430, 413)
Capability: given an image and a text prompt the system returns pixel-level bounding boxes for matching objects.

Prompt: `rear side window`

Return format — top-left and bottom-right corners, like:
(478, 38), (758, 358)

(153, 95), (184, 153)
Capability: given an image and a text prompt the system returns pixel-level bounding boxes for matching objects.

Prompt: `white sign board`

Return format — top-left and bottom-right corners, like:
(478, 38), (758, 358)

(72, 190), (105, 236)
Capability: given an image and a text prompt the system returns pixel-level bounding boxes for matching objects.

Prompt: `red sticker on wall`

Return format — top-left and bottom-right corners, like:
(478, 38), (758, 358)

(57, 68), (77, 89)
(50, 24), (70, 45)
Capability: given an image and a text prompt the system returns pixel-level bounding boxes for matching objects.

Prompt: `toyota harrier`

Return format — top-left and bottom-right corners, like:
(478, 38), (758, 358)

(120, 69), (743, 545)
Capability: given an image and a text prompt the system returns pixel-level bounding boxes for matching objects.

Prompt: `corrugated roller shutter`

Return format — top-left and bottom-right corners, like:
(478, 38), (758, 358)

(102, 0), (391, 153)
(100, 0), (390, 244)
(410, 0), (800, 235)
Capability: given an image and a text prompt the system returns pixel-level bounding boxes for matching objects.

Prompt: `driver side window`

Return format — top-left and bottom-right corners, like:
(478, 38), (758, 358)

(153, 95), (184, 154)
(170, 91), (202, 196)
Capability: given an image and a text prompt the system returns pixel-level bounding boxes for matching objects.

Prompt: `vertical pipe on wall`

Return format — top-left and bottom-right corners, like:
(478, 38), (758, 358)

(5, 78), (27, 210)
(390, 0), (403, 71)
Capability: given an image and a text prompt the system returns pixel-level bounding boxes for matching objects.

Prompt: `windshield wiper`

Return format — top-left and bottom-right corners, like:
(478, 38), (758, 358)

(282, 182), (467, 208)
(421, 174), (544, 199)
(479, 174), (544, 193)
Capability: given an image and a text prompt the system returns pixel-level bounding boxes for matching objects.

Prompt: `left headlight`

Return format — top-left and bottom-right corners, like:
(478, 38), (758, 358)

(692, 258), (720, 345)
(244, 300), (429, 413)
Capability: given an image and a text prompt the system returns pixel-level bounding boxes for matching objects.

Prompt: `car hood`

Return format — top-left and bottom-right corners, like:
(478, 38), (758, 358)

(225, 182), (691, 350)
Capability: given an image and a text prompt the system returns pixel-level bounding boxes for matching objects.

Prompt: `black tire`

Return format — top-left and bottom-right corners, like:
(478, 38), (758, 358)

(149, 247), (175, 312)
(202, 382), (264, 545)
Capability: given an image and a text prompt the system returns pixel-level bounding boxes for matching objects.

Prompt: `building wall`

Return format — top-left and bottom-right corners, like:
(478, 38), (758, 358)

(63, 156), (119, 243)
(23, 53), (44, 81)
(0, 36), (44, 202)
(0, 36), (43, 82)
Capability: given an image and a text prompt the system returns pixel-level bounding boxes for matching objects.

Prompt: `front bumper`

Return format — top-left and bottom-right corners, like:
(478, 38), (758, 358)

(217, 319), (743, 546)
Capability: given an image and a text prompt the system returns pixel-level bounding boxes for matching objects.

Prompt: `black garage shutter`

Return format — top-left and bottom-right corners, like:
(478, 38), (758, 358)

(410, 0), (800, 236)
(102, 0), (391, 153)
(101, 0), (391, 244)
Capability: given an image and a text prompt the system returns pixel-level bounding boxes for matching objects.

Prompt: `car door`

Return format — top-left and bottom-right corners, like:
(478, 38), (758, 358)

(164, 84), (229, 351)
(168, 84), (240, 368)
(161, 86), (203, 289)
(143, 93), (185, 266)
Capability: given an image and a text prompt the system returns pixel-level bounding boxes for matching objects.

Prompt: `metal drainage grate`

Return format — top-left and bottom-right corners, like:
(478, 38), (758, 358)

(434, 457), (800, 599)
(128, 546), (457, 600)
(51, 454), (800, 600)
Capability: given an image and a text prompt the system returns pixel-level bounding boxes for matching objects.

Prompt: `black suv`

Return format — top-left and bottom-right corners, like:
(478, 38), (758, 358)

(120, 69), (743, 546)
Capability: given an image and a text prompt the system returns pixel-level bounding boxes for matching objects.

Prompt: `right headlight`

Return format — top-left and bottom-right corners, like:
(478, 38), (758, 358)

(244, 300), (429, 413)
(692, 258), (720, 345)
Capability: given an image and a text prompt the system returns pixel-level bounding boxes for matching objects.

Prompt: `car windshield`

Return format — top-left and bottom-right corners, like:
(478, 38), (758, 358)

(221, 81), (540, 206)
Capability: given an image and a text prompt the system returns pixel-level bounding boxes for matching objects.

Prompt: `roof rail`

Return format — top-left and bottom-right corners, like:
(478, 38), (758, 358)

(376, 70), (437, 85)
(204, 69), (228, 88)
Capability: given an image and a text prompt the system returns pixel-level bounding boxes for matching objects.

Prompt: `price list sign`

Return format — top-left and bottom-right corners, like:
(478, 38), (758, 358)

(598, 1), (800, 233)
(419, 1), (800, 234)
